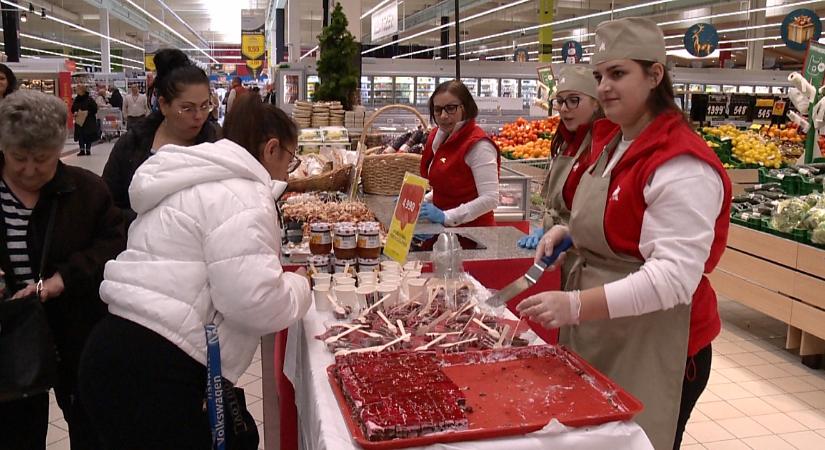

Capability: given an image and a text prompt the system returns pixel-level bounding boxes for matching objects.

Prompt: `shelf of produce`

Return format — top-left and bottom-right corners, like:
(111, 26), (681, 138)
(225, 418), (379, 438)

(713, 224), (825, 366)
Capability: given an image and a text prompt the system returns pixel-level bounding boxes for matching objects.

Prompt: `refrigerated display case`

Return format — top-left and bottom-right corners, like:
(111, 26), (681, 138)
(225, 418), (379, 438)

(19, 78), (56, 94)
(705, 85), (721, 93)
(723, 85), (737, 93)
(461, 78), (479, 96)
(689, 84), (703, 93)
(479, 78), (499, 98)
(395, 76), (414, 104)
(360, 76), (372, 107)
(374, 76), (393, 106)
(438, 77), (454, 86)
(307, 75), (320, 101)
(416, 77), (436, 105)
(520, 79), (537, 108)
(494, 166), (530, 222)
(739, 85), (754, 93)
(501, 79), (518, 98)
(755, 85), (770, 94)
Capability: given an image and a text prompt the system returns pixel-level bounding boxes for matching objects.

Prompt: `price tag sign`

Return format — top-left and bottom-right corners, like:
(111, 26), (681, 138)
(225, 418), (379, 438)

(384, 173), (429, 264)
(706, 94), (728, 119)
(772, 100), (787, 117)
(727, 94), (752, 120)
(754, 98), (775, 124)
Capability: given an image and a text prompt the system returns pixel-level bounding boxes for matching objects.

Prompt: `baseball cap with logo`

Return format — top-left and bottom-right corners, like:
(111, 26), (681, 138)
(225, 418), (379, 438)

(591, 17), (667, 66)
(554, 65), (599, 100)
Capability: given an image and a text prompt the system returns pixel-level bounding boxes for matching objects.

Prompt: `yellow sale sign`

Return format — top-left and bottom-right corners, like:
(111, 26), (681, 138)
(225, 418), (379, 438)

(241, 34), (266, 60)
(383, 173), (429, 264)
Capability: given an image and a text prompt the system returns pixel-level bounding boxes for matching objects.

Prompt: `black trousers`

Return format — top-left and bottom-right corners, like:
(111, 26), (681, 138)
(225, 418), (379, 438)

(78, 137), (93, 152)
(79, 315), (211, 450)
(673, 343), (713, 450)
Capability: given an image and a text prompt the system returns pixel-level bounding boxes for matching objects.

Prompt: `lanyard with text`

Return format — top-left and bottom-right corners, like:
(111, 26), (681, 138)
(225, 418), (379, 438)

(205, 323), (226, 450)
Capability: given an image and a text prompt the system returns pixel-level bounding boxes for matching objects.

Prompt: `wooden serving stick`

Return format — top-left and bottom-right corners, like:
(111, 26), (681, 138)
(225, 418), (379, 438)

(396, 320), (409, 341)
(334, 333), (411, 356)
(439, 337), (478, 349)
(415, 309), (453, 336)
(376, 310), (397, 333)
(415, 333), (449, 351)
(494, 325), (511, 349)
(324, 325), (364, 344)
(327, 294), (348, 317)
(358, 294), (391, 319)
(472, 318), (501, 339)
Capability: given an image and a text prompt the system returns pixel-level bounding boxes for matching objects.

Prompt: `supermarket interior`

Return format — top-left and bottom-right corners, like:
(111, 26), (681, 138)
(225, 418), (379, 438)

(5, 1), (825, 450)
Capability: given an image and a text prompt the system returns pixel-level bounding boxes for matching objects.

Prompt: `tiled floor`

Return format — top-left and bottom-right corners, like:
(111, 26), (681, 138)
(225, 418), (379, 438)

(46, 143), (825, 449)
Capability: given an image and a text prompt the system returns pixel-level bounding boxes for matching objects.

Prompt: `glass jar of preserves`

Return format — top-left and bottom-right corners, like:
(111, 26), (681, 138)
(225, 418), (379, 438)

(334, 258), (358, 274)
(333, 222), (357, 259)
(357, 257), (380, 273)
(307, 254), (331, 274)
(309, 222), (332, 255)
(356, 221), (381, 259)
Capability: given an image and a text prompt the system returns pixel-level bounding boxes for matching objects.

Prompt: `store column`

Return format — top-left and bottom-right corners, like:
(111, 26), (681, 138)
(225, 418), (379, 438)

(276, 8), (285, 63)
(538, 0), (553, 63)
(440, 16), (449, 59)
(1, 0), (21, 62)
(745, 0), (766, 70)
(287, 0), (301, 63)
(100, 7), (111, 72)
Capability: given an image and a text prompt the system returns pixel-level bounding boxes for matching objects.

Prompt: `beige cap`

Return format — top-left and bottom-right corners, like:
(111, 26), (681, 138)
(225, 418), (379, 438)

(591, 17), (666, 65)
(554, 65), (599, 100)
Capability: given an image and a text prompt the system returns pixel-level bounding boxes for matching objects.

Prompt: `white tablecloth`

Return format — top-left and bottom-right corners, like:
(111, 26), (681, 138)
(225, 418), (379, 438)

(283, 305), (654, 450)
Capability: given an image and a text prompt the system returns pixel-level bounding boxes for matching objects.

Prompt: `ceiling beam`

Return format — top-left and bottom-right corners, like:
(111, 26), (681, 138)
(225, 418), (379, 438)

(82, 0), (152, 32)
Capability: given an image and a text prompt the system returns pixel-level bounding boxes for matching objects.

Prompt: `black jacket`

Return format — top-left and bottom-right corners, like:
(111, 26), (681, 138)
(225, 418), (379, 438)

(0, 158), (126, 379)
(71, 93), (99, 142)
(102, 111), (221, 224)
(109, 89), (123, 109)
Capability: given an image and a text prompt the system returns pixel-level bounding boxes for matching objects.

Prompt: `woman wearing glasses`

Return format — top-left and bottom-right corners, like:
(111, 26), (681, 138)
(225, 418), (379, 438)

(419, 80), (500, 227)
(103, 48), (220, 225)
(79, 93), (310, 448)
(518, 65), (602, 249)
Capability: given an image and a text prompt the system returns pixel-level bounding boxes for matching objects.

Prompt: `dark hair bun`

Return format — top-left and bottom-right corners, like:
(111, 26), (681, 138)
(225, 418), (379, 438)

(153, 49), (192, 79)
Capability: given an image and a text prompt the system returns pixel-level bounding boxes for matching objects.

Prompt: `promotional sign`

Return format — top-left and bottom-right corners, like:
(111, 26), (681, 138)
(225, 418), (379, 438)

(241, 9), (266, 78)
(514, 49), (529, 63)
(384, 173), (429, 264)
(781, 9), (822, 52)
(773, 99), (788, 117)
(803, 40), (825, 87)
(727, 94), (752, 120)
(753, 97), (775, 124)
(371, 1), (398, 42)
(706, 94), (728, 119)
(537, 65), (555, 96)
(58, 72), (73, 128)
(684, 23), (719, 58)
(561, 41), (583, 64)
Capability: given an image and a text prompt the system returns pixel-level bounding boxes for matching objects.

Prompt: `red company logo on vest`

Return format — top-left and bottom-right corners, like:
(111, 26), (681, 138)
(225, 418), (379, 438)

(610, 186), (621, 202)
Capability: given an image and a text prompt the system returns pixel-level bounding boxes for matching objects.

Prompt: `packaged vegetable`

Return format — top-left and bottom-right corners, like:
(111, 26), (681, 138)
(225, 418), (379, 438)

(801, 207), (825, 230)
(812, 222), (825, 244)
(771, 197), (811, 232)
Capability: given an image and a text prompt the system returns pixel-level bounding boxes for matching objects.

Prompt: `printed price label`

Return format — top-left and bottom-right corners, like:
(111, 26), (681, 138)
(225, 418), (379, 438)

(706, 94), (729, 118)
(384, 173), (429, 264)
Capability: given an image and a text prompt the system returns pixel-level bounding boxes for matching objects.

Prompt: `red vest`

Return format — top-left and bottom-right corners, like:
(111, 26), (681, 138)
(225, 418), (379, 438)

(558, 122), (594, 210)
(587, 112), (732, 357)
(421, 120), (501, 227)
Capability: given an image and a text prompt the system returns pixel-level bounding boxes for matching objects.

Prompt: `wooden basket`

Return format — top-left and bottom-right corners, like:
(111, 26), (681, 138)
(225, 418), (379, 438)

(353, 105), (429, 196)
(287, 164), (354, 193)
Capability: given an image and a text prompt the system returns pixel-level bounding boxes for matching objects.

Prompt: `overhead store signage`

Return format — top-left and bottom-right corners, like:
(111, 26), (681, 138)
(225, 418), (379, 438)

(514, 49), (529, 63)
(371, 1), (398, 42)
(803, 40), (825, 87)
(781, 9), (822, 52)
(144, 42), (160, 73)
(683, 23), (718, 58)
(561, 41), (583, 64)
(706, 94), (728, 119)
(754, 98), (775, 123)
(384, 173), (428, 264)
(241, 9), (267, 78)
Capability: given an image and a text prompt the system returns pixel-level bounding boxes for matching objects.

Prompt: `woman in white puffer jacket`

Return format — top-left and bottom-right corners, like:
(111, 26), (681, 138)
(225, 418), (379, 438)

(79, 93), (309, 448)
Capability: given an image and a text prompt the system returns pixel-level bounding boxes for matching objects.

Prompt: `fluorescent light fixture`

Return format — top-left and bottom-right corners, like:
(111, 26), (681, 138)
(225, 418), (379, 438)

(658, 0), (820, 27)
(19, 33), (144, 64)
(361, 0), (393, 19)
(124, 0), (218, 63)
(301, 45), (319, 60)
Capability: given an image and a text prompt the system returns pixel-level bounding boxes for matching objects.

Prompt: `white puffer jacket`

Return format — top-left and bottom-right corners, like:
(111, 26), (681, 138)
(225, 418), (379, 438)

(101, 138), (310, 382)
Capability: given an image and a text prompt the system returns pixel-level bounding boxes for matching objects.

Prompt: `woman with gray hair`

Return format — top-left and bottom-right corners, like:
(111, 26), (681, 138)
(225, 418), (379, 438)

(0, 90), (125, 450)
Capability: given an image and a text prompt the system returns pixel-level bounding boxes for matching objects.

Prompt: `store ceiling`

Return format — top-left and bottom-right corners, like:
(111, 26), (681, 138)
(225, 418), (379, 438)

(1, 0), (823, 70)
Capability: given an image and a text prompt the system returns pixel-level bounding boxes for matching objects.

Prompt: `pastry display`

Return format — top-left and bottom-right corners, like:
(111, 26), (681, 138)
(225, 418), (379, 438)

(282, 194), (378, 224)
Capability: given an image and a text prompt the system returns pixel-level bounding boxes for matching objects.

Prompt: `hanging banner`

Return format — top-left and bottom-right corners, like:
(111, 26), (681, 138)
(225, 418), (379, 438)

(561, 41), (583, 64)
(371, 1), (398, 42)
(537, 65), (555, 95)
(241, 9), (267, 78)
(514, 49), (529, 63)
(802, 40), (825, 87)
(781, 9), (822, 52)
(684, 23), (719, 57)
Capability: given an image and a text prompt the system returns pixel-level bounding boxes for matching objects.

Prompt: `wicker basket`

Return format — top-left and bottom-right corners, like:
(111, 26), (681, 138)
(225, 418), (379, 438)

(287, 164), (354, 193)
(354, 105), (428, 196)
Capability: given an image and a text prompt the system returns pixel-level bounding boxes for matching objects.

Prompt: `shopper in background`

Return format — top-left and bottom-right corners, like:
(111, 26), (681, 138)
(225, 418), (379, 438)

(79, 93), (310, 448)
(71, 85), (99, 157)
(226, 75), (247, 114)
(518, 65), (602, 249)
(94, 87), (109, 108)
(108, 86), (123, 110)
(0, 90), (126, 450)
(122, 83), (149, 130)
(263, 82), (277, 105)
(102, 48), (220, 225)
(209, 87), (220, 122)
(419, 80), (500, 226)
(0, 63), (18, 101)
(518, 17), (731, 450)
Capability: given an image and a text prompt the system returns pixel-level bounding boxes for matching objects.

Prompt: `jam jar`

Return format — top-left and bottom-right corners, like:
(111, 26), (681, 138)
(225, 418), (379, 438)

(333, 222), (357, 259)
(334, 258), (358, 274)
(307, 254), (331, 274)
(357, 257), (380, 273)
(356, 222), (381, 259)
(309, 222), (332, 255)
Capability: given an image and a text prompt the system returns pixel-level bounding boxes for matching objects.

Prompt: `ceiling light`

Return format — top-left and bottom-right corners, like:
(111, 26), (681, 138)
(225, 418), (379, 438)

(361, 0), (393, 19)
(124, 0), (217, 63)
(300, 45), (319, 60)
(20, 12), (26, 23)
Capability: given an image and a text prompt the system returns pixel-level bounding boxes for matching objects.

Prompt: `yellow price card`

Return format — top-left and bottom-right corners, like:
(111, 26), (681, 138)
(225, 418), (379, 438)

(383, 173), (429, 264)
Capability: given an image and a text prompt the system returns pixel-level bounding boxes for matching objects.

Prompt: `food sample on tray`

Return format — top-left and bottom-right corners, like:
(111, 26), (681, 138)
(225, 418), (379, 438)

(298, 128), (324, 142)
(321, 126), (349, 142)
(333, 351), (469, 441)
(281, 194), (379, 224)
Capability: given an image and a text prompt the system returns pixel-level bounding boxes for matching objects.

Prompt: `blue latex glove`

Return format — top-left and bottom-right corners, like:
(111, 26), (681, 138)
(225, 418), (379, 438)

(517, 226), (545, 249)
(420, 202), (446, 225)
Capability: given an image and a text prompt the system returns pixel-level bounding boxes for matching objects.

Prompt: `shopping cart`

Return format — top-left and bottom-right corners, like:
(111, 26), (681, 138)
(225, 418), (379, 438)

(98, 107), (126, 142)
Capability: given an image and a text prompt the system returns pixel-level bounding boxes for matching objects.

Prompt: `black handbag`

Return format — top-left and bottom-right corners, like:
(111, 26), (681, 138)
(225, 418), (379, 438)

(0, 202), (59, 402)
(223, 384), (259, 450)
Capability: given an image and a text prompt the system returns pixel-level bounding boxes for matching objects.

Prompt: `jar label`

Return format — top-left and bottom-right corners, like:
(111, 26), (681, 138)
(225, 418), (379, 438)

(310, 232), (332, 245)
(357, 234), (381, 248)
(334, 235), (357, 249)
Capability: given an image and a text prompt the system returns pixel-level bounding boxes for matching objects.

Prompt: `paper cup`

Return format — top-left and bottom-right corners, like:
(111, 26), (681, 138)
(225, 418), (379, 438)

(380, 261), (401, 271)
(357, 271), (378, 284)
(333, 285), (358, 310)
(332, 272), (354, 281)
(377, 283), (400, 308)
(403, 262), (419, 272)
(334, 277), (356, 287)
(355, 285), (378, 308)
(380, 272), (402, 283)
(313, 284), (333, 312)
(311, 273), (331, 288)
(406, 278), (428, 303)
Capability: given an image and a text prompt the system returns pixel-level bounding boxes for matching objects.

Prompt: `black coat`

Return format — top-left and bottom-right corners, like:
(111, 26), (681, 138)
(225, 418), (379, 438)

(71, 93), (99, 142)
(109, 89), (123, 109)
(0, 158), (126, 384)
(102, 111), (221, 224)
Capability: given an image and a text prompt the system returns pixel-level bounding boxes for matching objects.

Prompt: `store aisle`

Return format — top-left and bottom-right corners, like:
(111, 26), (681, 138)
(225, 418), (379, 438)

(47, 142), (825, 450)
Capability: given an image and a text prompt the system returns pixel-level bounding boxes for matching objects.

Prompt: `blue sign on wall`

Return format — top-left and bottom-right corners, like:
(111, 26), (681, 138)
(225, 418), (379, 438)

(684, 23), (719, 57)
(561, 41), (583, 64)
(781, 9), (822, 52)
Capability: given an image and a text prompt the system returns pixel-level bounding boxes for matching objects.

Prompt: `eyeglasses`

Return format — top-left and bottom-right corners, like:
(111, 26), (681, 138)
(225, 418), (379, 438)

(285, 145), (301, 173)
(433, 104), (462, 115)
(177, 103), (215, 117)
(552, 96), (581, 110)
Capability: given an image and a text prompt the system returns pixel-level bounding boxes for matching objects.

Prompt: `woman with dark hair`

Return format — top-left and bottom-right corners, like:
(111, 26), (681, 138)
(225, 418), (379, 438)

(0, 63), (17, 100)
(71, 84), (99, 156)
(518, 18), (731, 450)
(78, 92), (310, 448)
(102, 48), (220, 224)
(419, 80), (500, 227)
(518, 65), (602, 249)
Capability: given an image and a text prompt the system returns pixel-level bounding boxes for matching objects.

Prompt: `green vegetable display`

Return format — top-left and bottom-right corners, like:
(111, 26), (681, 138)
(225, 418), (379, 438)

(812, 222), (825, 244)
(771, 198), (812, 232)
(802, 207), (825, 230)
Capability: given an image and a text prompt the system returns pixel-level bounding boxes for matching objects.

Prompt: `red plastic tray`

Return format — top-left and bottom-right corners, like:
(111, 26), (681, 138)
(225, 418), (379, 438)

(327, 345), (644, 449)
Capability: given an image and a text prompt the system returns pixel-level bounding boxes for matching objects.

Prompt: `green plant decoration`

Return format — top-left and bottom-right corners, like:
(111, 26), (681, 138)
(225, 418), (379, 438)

(315, 2), (359, 109)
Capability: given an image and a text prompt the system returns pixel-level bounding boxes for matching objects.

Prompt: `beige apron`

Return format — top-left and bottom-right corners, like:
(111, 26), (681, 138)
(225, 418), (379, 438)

(562, 134), (690, 450)
(540, 132), (592, 231)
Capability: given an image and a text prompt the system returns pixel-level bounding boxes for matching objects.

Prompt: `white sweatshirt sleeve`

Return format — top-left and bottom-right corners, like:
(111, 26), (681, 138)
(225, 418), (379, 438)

(603, 154), (724, 318)
(441, 140), (500, 226)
